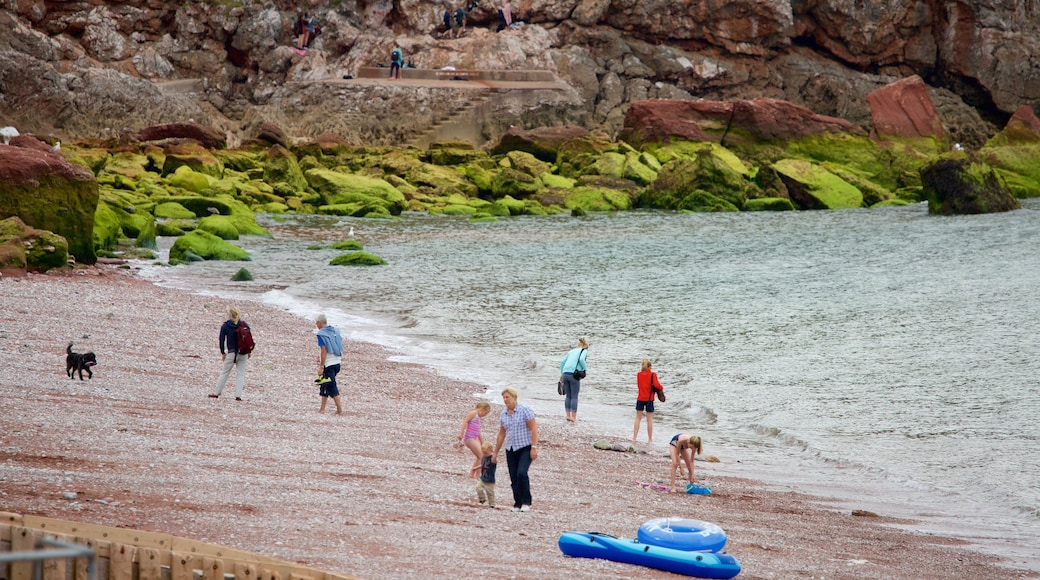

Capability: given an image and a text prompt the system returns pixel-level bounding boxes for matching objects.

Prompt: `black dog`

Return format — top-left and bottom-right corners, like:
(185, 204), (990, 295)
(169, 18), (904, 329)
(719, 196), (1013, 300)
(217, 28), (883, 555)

(66, 342), (97, 380)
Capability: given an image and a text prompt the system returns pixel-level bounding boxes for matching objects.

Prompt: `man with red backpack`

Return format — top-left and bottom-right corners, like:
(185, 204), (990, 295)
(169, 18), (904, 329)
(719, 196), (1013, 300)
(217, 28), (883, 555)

(209, 305), (254, 401)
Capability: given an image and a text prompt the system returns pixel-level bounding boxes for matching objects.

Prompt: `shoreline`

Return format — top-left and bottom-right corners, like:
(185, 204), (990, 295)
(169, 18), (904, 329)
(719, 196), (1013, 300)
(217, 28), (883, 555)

(1, 267), (1037, 579)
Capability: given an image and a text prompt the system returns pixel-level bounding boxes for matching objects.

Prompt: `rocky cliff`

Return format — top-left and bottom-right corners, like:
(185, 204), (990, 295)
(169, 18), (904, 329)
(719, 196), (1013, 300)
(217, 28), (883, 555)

(0, 0), (1036, 148)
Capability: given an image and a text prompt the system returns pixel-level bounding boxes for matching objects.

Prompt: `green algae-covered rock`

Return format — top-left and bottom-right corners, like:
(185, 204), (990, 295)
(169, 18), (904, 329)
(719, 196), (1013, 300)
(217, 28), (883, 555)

(540, 172), (576, 189)
(555, 134), (619, 177)
(214, 149), (264, 173)
(586, 152), (627, 179)
(329, 251), (386, 266)
(231, 267), (254, 281)
(493, 195), (527, 216)
(103, 152), (155, 179)
(160, 196), (229, 217)
(820, 162), (895, 206)
(93, 203), (123, 251)
(263, 145), (308, 192)
(169, 230), (250, 265)
(305, 169), (406, 215)
(166, 166), (213, 193)
(0, 146), (99, 264)
(773, 159), (864, 210)
(469, 213), (499, 223)
(622, 152), (658, 186)
(256, 202), (291, 213)
(742, 197), (796, 211)
(920, 156), (1021, 215)
(162, 143), (225, 178)
(564, 186), (632, 212)
(491, 168), (543, 198)
(458, 164), (494, 193)
(371, 151), (479, 196)
(440, 204), (478, 216)
(678, 190), (740, 212)
(0, 217), (68, 273)
(430, 146), (490, 166)
(154, 201), (197, 219)
(980, 115), (1040, 198)
(330, 240), (364, 251)
(504, 151), (552, 178)
(197, 215), (240, 240)
(642, 148), (754, 210)
(156, 221), (187, 237)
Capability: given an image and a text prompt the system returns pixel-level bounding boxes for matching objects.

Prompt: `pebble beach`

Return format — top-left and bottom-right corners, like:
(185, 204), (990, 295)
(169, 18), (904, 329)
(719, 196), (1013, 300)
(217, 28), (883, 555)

(0, 266), (1035, 579)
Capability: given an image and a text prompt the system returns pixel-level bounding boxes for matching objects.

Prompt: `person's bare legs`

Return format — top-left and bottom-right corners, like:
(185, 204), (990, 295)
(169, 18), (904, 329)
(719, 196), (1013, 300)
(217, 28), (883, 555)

(464, 438), (482, 477)
(318, 395), (327, 413)
(333, 394), (343, 414)
(646, 412), (654, 443)
(632, 410), (642, 441)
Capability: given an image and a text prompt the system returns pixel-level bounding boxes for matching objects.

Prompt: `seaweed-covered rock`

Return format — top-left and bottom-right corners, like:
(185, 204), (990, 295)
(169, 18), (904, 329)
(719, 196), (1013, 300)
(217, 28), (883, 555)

(491, 125), (591, 162)
(742, 197), (796, 211)
(305, 168), (407, 215)
(263, 145), (308, 192)
(165, 166), (213, 193)
(330, 240), (363, 251)
(197, 215), (240, 240)
(329, 251), (386, 266)
(0, 145), (98, 263)
(504, 151), (551, 178)
(169, 230), (250, 264)
(773, 159), (864, 210)
(161, 142), (225, 178)
(0, 216), (69, 273)
(490, 168), (543, 198)
(642, 147), (755, 210)
(564, 186), (632, 211)
(920, 156), (1020, 215)
(133, 122), (227, 150)
(979, 105), (1040, 198)
(154, 201), (196, 219)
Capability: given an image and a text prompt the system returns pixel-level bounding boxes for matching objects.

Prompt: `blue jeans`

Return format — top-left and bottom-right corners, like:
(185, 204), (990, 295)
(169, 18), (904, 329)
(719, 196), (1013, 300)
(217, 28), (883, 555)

(562, 372), (580, 413)
(506, 445), (533, 508)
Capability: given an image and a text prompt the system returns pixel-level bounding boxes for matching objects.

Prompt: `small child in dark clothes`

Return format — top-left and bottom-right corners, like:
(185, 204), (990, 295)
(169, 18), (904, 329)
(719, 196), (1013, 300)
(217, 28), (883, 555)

(471, 441), (496, 507)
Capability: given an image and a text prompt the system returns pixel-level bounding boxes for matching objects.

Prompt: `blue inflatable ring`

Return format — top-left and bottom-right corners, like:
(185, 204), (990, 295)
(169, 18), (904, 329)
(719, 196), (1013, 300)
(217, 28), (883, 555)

(637, 517), (727, 553)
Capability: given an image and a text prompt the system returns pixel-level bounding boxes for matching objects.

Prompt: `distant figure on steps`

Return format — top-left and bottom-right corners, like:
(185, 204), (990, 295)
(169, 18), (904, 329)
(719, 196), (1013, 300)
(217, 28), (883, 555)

(389, 45), (403, 80)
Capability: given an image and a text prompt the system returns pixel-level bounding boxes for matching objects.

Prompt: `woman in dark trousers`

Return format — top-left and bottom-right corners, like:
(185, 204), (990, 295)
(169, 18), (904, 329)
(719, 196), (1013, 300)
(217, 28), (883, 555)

(559, 337), (589, 422)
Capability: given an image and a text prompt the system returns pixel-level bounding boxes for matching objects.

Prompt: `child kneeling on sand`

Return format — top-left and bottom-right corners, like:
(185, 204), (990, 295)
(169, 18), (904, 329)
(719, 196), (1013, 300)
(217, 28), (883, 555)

(472, 441), (496, 507)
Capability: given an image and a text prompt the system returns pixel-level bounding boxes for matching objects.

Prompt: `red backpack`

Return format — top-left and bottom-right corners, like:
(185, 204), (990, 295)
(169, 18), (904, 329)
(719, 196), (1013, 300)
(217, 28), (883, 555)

(235, 322), (255, 355)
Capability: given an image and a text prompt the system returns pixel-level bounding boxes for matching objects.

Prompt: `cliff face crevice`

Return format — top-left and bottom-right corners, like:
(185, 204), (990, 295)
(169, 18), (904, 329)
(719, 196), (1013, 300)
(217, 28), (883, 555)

(0, 0), (1034, 147)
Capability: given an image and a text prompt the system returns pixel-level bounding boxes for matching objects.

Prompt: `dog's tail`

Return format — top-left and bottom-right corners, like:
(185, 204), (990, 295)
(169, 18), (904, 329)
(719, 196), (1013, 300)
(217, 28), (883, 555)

(67, 342), (73, 354)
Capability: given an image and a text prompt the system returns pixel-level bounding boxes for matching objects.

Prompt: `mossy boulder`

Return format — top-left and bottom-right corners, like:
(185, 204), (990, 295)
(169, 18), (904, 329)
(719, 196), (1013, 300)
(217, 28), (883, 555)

(430, 146), (490, 166)
(979, 108), (1040, 198)
(586, 152), (627, 179)
(491, 168), (543, 198)
(102, 152), (155, 179)
(622, 152), (658, 185)
(231, 267), (254, 281)
(773, 159), (864, 210)
(0, 146), (99, 263)
(156, 221), (187, 237)
(329, 251), (386, 266)
(742, 197), (796, 211)
(169, 230), (250, 265)
(504, 151), (552, 178)
(165, 166), (213, 193)
(330, 240), (363, 251)
(469, 213), (499, 223)
(493, 195), (527, 216)
(154, 201), (197, 219)
(93, 203), (123, 251)
(197, 215), (241, 240)
(540, 172), (576, 189)
(439, 204), (478, 216)
(305, 169), (407, 215)
(0, 216), (69, 273)
(678, 190), (740, 212)
(161, 142), (225, 178)
(214, 149), (264, 173)
(371, 151), (478, 196)
(263, 145), (308, 192)
(641, 147), (754, 210)
(563, 186), (632, 211)
(920, 155), (1021, 215)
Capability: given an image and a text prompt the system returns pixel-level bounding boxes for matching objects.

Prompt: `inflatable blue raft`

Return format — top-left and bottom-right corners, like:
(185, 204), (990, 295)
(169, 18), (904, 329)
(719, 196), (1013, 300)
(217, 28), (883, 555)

(558, 532), (741, 579)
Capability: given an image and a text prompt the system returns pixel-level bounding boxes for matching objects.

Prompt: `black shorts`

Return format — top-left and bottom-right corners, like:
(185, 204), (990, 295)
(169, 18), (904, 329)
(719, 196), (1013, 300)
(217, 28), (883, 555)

(636, 400), (655, 413)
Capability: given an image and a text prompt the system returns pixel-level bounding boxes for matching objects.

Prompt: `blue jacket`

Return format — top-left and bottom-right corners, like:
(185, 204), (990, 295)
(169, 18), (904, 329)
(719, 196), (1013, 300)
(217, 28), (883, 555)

(317, 325), (343, 356)
(219, 320), (248, 354)
(560, 347), (587, 374)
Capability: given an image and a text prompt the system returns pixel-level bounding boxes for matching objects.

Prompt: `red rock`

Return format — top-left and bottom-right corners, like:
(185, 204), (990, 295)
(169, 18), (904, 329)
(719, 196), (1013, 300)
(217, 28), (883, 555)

(866, 76), (946, 141)
(131, 122), (227, 149)
(621, 98), (864, 147)
(491, 126), (591, 160)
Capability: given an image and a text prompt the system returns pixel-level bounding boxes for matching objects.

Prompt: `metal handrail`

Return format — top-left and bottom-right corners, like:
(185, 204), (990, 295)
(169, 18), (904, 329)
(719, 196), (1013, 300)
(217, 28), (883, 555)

(0, 536), (96, 580)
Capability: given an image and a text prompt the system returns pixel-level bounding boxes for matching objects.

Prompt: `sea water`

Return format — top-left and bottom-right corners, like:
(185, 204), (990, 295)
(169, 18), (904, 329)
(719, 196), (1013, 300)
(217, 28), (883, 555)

(139, 201), (1040, 570)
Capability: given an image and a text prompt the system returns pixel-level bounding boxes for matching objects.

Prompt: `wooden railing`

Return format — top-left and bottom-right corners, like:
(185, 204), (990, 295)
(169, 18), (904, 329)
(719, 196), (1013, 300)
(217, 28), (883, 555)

(0, 512), (354, 580)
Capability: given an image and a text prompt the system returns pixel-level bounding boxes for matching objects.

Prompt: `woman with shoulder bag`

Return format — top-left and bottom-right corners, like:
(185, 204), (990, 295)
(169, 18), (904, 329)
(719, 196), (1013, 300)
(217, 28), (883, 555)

(559, 337), (589, 422)
(633, 358), (664, 443)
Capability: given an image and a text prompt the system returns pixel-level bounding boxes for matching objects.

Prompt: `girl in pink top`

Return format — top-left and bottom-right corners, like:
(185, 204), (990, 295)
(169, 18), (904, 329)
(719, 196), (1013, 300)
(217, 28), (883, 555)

(457, 401), (491, 477)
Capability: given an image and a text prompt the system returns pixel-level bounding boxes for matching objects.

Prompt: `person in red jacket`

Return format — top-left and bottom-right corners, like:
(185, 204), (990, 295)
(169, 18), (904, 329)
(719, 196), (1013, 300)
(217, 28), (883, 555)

(633, 358), (664, 443)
